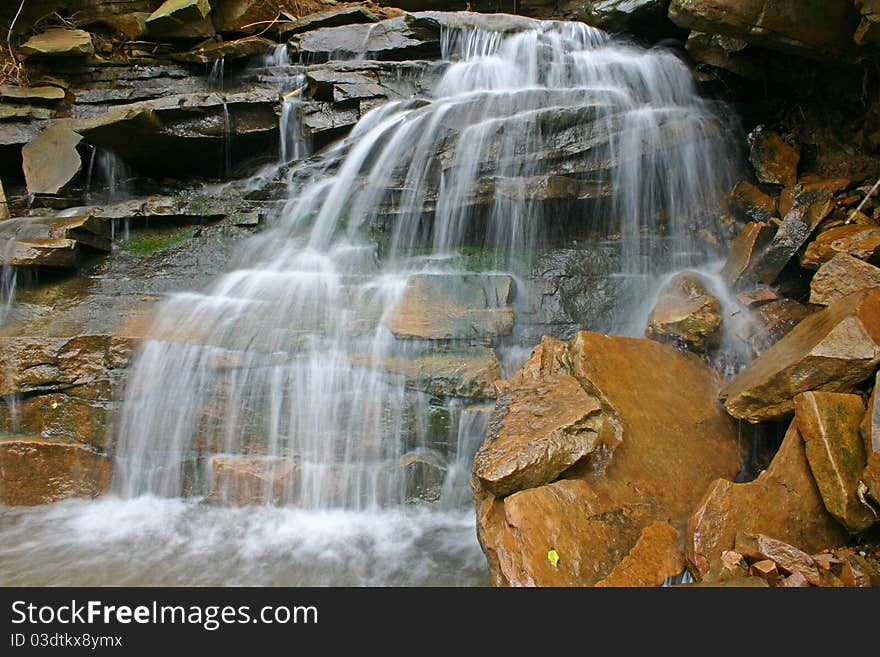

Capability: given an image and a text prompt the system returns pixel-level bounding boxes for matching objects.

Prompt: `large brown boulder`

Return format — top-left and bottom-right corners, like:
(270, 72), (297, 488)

(473, 331), (741, 586)
(810, 252), (880, 306)
(0, 438), (111, 505)
(720, 289), (880, 423)
(645, 271), (722, 351)
(687, 421), (847, 577)
(794, 391), (875, 533)
(668, 0), (860, 59)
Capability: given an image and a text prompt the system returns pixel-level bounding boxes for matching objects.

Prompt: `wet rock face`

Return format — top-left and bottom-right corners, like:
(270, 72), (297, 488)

(389, 274), (514, 340)
(473, 331), (740, 586)
(687, 421), (848, 577)
(204, 456), (298, 506)
(0, 438), (112, 505)
(720, 289), (880, 423)
(645, 271), (722, 351)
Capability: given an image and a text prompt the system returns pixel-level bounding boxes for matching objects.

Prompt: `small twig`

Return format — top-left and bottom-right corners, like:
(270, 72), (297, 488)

(846, 175), (880, 224)
(240, 11), (283, 38)
(6, 0), (27, 79)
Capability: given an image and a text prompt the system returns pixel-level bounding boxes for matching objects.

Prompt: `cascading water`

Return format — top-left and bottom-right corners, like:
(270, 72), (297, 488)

(1, 19), (738, 586)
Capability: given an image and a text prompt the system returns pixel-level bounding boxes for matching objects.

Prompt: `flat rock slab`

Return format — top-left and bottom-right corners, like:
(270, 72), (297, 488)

(279, 6), (379, 36)
(720, 288), (880, 423)
(0, 438), (111, 505)
(0, 214), (110, 268)
(721, 221), (774, 286)
(147, 0), (215, 39)
(0, 85), (66, 104)
(794, 391), (874, 533)
(20, 28), (95, 58)
(170, 36), (276, 63)
(22, 123), (83, 195)
(687, 421), (848, 577)
(811, 252), (880, 306)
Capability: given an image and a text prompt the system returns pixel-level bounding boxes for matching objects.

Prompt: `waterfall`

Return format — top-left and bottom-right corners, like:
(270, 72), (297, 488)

(113, 21), (735, 512)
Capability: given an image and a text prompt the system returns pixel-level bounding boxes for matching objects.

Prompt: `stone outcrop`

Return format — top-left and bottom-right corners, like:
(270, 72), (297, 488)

(794, 391), (875, 533)
(746, 299), (812, 356)
(730, 181), (778, 223)
(720, 289), (880, 423)
(0, 438), (112, 505)
(644, 271), (722, 351)
(474, 331), (740, 586)
(687, 421), (848, 577)
(810, 252), (880, 306)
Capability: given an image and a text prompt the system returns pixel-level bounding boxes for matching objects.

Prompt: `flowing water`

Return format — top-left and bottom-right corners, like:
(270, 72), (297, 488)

(0, 19), (738, 586)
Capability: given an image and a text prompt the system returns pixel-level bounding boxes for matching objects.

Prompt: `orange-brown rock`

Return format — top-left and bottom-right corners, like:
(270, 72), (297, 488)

(794, 391), (874, 533)
(473, 374), (604, 497)
(595, 521), (685, 587)
(0, 391), (113, 450)
(734, 533), (821, 585)
(720, 289), (880, 423)
(645, 271), (722, 351)
(687, 421), (847, 578)
(0, 437), (111, 505)
(475, 331), (741, 586)
(730, 180), (778, 222)
(389, 273), (514, 340)
(720, 221), (774, 286)
(748, 129), (800, 187)
(749, 559), (781, 585)
(802, 224), (880, 269)
(204, 456), (298, 506)
(810, 252), (880, 306)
